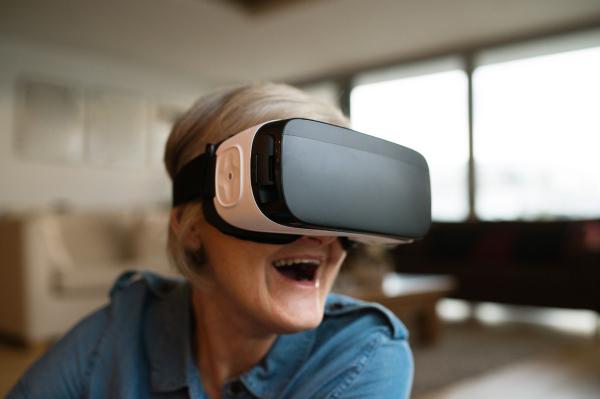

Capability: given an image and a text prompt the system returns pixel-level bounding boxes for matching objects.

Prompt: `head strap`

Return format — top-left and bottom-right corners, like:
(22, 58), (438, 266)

(172, 144), (216, 207)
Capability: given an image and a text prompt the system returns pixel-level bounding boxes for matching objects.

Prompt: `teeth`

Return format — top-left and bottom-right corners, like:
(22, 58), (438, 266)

(273, 258), (321, 268)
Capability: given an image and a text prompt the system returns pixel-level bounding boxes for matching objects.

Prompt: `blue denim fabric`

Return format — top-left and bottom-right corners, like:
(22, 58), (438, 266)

(8, 271), (413, 399)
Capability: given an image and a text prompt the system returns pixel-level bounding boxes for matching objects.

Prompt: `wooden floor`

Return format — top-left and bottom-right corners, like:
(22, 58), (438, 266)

(414, 338), (600, 399)
(0, 341), (48, 397)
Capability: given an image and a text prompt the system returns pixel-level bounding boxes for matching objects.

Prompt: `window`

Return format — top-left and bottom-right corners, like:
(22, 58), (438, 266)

(345, 28), (600, 222)
(474, 37), (600, 220)
(350, 58), (470, 221)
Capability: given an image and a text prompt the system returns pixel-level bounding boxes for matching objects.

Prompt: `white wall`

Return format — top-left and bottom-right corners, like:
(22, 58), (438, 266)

(0, 34), (209, 211)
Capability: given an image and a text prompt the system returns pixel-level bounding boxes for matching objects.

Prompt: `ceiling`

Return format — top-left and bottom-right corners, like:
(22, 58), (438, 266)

(220, 0), (319, 13)
(1, 0), (600, 87)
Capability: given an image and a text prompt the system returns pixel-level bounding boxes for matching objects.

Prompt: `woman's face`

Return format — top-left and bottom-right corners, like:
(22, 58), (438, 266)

(190, 217), (346, 336)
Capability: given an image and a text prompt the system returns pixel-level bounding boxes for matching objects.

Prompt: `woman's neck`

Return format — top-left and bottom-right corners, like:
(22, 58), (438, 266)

(191, 288), (277, 399)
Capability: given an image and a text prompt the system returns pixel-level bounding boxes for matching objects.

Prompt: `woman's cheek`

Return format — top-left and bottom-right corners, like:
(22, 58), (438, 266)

(328, 242), (347, 276)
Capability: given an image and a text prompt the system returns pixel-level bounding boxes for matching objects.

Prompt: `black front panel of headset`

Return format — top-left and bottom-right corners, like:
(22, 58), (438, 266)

(251, 118), (431, 240)
(279, 119), (431, 239)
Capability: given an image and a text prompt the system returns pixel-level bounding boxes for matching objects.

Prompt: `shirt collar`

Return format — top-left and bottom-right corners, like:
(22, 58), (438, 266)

(238, 293), (404, 399)
(240, 328), (317, 399)
(141, 275), (204, 395)
(138, 272), (404, 399)
(139, 271), (319, 399)
(324, 293), (408, 339)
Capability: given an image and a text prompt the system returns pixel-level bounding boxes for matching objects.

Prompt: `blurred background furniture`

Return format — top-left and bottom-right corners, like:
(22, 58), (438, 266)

(333, 244), (457, 345)
(391, 220), (600, 313)
(337, 273), (457, 345)
(0, 209), (176, 346)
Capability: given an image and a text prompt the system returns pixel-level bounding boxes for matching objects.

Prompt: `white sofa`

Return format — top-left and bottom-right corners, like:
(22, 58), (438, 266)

(0, 209), (178, 345)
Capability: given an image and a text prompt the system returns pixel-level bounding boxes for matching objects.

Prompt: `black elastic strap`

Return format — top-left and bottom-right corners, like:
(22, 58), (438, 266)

(172, 144), (216, 207)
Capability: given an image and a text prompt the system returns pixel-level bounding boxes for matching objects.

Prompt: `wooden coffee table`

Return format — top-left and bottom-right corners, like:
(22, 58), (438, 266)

(335, 273), (457, 345)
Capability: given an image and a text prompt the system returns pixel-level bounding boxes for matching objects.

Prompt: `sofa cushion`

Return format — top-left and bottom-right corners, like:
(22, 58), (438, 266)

(56, 212), (137, 263)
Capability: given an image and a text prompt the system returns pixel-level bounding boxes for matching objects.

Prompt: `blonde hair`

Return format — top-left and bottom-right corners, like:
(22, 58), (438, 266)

(164, 82), (350, 281)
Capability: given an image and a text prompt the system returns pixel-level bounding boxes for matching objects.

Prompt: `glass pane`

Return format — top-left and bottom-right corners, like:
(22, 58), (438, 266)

(15, 80), (84, 164)
(351, 69), (469, 221)
(87, 91), (147, 168)
(474, 46), (600, 220)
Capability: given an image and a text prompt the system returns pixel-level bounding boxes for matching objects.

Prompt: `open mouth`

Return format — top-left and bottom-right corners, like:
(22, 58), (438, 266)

(273, 258), (320, 282)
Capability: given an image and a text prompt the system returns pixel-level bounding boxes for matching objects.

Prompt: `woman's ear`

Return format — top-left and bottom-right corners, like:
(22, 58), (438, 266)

(170, 206), (203, 251)
(170, 206), (184, 236)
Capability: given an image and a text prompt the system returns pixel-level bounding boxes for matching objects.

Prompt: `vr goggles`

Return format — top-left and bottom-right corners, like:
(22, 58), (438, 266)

(173, 118), (431, 248)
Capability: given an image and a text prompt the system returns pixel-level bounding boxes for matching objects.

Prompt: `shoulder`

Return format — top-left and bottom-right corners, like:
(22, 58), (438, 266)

(8, 271), (188, 399)
(291, 294), (413, 399)
(322, 293), (409, 340)
(109, 269), (187, 304)
(8, 306), (109, 399)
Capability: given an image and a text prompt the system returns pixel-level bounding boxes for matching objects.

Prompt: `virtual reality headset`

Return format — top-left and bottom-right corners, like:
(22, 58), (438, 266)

(173, 118), (431, 247)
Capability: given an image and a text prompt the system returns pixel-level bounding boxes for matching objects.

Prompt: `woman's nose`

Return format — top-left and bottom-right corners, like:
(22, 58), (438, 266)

(297, 235), (338, 246)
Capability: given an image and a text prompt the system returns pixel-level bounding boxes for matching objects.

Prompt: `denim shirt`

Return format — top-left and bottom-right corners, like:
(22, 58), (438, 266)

(8, 271), (413, 399)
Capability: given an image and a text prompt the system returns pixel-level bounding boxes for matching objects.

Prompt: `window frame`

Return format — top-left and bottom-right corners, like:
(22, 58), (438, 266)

(294, 22), (600, 221)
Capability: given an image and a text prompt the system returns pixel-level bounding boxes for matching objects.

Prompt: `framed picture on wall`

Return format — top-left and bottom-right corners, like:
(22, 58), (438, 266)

(15, 79), (85, 164)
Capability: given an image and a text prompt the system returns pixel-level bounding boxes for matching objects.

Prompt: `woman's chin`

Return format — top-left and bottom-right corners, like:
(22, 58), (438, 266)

(274, 314), (324, 335)
(268, 296), (326, 334)
(264, 265), (331, 333)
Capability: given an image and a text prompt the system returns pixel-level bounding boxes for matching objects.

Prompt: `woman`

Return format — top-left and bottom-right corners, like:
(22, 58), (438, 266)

(8, 83), (413, 399)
